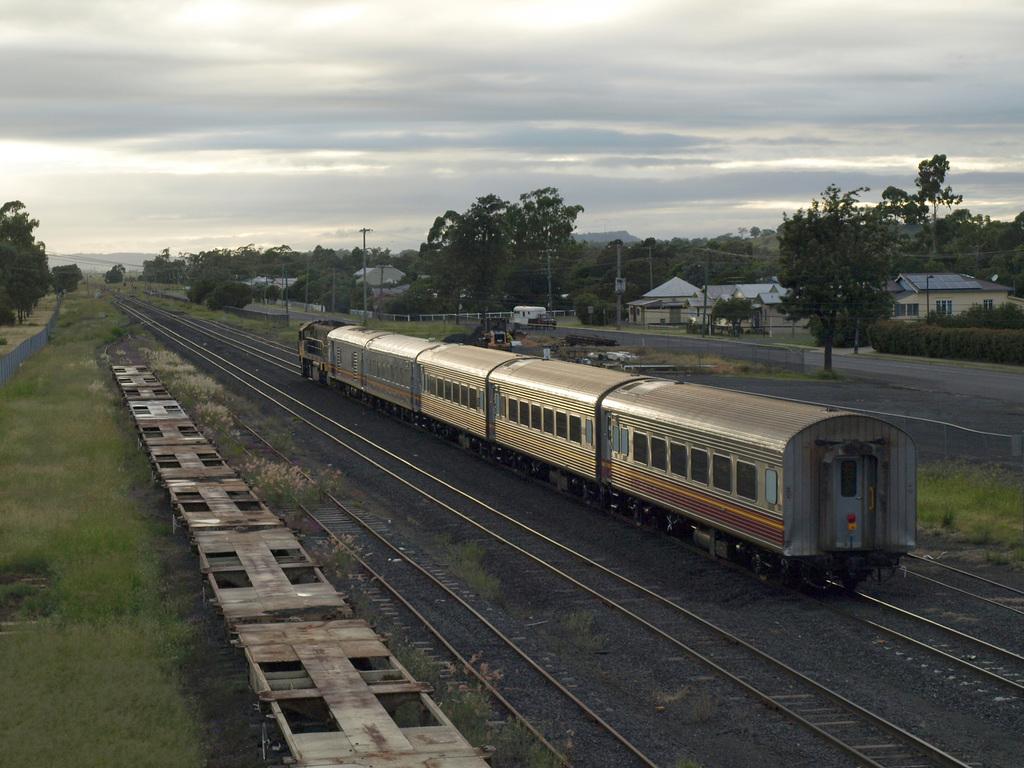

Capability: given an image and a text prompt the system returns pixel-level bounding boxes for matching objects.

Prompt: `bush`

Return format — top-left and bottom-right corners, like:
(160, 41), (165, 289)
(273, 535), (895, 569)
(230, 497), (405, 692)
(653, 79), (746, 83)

(868, 320), (1024, 365)
(204, 281), (253, 310)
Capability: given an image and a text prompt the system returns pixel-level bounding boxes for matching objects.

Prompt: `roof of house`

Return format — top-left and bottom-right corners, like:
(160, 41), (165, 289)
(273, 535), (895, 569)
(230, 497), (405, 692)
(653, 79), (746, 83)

(643, 277), (702, 298)
(896, 273), (1010, 293)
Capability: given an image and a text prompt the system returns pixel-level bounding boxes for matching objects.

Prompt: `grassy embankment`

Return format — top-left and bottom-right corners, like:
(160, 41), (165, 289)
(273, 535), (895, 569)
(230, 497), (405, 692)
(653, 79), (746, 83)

(0, 289), (205, 767)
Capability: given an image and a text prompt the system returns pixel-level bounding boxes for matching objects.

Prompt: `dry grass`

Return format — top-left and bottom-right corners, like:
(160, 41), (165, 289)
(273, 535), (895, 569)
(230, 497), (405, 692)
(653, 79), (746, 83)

(0, 293), (59, 352)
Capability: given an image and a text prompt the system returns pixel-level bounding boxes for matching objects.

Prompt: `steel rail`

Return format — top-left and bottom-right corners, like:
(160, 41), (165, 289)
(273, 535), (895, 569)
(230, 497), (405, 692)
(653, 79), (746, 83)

(118, 300), (660, 768)
(118, 300), (975, 768)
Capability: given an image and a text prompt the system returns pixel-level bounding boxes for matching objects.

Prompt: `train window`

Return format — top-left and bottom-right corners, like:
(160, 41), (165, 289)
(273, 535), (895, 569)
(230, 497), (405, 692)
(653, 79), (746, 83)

(585, 419), (594, 446)
(461, 384), (469, 407)
(621, 428), (629, 457)
(444, 380), (453, 401)
(543, 408), (554, 434)
(670, 442), (686, 477)
(469, 387), (477, 410)
(569, 415), (582, 444)
(633, 432), (648, 465)
(840, 460), (858, 497)
(531, 404), (542, 431)
(713, 455), (732, 492)
(736, 461), (757, 500)
(651, 437), (667, 471)
(556, 412), (567, 439)
(765, 470), (779, 505)
(612, 425), (620, 453)
(691, 449), (709, 484)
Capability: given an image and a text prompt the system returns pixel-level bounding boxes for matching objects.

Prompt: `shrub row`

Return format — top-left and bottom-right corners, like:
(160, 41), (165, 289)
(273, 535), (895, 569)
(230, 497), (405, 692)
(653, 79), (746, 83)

(868, 321), (1024, 365)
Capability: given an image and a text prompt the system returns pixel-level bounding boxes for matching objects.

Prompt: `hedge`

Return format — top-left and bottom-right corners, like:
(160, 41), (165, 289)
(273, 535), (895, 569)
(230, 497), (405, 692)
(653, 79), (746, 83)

(868, 321), (1024, 365)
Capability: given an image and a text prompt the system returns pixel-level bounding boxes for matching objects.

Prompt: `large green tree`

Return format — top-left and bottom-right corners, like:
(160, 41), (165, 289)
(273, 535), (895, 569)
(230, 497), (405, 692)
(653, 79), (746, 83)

(0, 201), (49, 322)
(915, 154), (963, 254)
(51, 264), (84, 293)
(778, 186), (897, 372)
(425, 194), (511, 312)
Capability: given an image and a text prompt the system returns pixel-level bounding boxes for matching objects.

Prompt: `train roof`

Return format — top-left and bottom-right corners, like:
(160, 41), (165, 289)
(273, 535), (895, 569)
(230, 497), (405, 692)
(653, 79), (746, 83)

(365, 333), (444, 357)
(491, 357), (645, 403)
(602, 380), (876, 452)
(418, 343), (524, 376)
(327, 325), (394, 346)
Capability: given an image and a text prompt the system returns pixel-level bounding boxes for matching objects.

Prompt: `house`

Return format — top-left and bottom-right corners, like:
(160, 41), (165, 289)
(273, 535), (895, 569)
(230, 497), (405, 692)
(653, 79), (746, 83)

(354, 265), (406, 288)
(626, 277), (703, 325)
(628, 278), (803, 335)
(889, 273), (1012, 319)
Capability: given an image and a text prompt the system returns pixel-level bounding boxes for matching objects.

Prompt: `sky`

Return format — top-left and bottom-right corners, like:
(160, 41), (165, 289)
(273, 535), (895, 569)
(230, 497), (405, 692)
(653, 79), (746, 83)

(3, 0), (1023, 268)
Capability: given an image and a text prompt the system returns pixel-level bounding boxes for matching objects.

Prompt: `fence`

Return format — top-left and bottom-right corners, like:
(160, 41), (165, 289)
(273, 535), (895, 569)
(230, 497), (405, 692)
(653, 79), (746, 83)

(348, 309), (575, 324)
(0, 295), (64, 389)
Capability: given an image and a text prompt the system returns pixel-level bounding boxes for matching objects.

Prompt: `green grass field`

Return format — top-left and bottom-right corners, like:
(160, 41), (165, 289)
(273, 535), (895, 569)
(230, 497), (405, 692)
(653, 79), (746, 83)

(0, 289), (205, 767)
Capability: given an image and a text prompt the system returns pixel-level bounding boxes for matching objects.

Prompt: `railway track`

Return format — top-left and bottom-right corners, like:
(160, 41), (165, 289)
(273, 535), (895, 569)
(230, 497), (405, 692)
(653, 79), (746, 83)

(113, 296), (1007, 767)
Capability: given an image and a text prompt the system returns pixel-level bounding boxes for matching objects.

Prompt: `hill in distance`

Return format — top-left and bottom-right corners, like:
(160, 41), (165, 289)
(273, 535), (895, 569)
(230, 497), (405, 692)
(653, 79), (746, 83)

(573, 231), (641, 245)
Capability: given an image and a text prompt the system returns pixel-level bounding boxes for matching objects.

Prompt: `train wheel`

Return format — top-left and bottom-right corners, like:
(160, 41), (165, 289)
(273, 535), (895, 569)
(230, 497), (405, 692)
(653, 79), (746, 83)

(840, 573), (861, 591)
(751, 552), (772, 581)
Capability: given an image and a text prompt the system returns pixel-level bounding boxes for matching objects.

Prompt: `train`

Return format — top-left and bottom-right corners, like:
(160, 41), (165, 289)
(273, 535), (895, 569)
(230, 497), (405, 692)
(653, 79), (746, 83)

(299, 321), (916, 588)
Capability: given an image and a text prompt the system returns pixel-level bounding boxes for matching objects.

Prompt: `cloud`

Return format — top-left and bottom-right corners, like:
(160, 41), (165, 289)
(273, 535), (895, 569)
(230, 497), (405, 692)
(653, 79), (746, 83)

(2, 0), (1023, 255)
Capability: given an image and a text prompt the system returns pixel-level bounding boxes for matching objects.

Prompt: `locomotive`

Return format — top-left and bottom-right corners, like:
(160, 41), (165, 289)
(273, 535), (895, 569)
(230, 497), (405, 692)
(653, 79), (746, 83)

(299, 322), (916, 588)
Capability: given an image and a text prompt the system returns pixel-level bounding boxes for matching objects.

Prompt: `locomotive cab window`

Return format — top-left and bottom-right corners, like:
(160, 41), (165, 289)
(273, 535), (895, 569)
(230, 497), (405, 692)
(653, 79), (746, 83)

(633, 432), (648, 465)
(691, 449), (709, 484)
(713, 455), (732, 493)
(736, 461), (757, 500)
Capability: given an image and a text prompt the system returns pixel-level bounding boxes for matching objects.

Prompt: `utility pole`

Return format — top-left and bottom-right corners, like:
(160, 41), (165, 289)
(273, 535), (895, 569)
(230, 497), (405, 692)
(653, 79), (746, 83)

(359, 228), (372, 325)
(701, 259), (709, 337)
(546, 249), (552, 310)
(615, 243), (623, 330)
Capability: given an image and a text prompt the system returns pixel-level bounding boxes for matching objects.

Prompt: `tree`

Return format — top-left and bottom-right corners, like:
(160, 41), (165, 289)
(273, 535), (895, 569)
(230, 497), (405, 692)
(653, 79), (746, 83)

(51, 264), (84, 293)
(104, 264), (126, 284)
(712, 296), (755, 335)
(915, 154), (962, 254)
(425, 194), (511, 311)
(0, 201), (50, 321)
(778, 185), (897, 372)
(503, 187), (584, 307)
(205, 281), (252, 310)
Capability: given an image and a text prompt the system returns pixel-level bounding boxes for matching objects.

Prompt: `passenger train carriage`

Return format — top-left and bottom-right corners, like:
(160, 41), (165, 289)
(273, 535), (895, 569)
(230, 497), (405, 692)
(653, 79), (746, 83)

(299, 322), (916, 587)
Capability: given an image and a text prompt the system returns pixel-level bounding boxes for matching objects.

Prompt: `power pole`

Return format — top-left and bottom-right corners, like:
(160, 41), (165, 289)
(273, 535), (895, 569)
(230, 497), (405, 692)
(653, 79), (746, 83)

(359, 228), (372, 325)
(546, 249), (552, 309)
(615, 243), (623, 330)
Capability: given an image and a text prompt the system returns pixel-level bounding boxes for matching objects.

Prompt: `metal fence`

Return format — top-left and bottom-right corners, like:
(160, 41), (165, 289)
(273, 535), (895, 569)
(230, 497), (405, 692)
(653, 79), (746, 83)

(0, 295), (64, 389)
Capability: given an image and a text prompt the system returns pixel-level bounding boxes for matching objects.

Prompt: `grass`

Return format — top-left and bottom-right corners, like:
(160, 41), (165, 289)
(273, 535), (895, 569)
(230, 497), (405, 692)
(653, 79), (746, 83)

(561, 610), (606, 653)
(0, 293), (59, 353)
(0, 287), (205, 767)
(918, 463), (1024, 558)
(435, 535), (502, 602)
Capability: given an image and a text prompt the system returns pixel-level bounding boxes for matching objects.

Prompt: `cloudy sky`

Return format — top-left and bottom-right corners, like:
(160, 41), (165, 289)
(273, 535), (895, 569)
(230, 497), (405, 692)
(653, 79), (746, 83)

(3, 0), (1022, 266)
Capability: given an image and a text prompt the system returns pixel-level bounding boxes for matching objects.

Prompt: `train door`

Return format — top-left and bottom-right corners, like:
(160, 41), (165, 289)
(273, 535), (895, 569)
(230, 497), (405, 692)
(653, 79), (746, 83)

(830, 456), (876, 549)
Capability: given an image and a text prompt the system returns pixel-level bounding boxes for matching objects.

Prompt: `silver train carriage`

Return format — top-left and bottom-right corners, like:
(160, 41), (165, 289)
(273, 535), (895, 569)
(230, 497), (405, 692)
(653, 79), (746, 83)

(599, 379), (916, 587)
(299, 328), (916, 587)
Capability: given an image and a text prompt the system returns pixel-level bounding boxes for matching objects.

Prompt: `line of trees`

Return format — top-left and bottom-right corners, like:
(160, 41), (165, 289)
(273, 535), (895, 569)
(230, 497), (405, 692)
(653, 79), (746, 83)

(144, 157), (1024, 365)
(0, 201), (67, 325)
